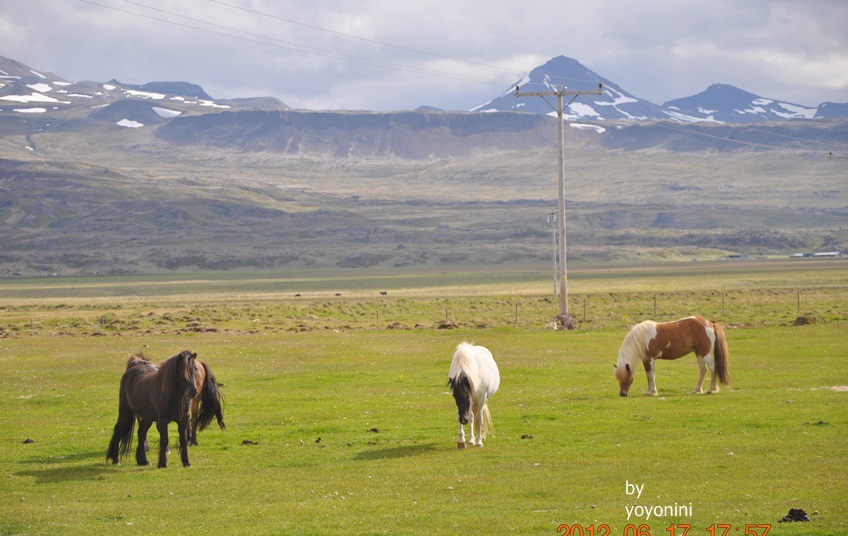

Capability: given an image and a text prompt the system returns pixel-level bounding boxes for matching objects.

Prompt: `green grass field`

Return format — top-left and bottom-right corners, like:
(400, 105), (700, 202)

(0, 260), (846, 535)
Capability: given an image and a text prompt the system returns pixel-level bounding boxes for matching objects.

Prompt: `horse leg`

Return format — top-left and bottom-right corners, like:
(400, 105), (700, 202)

(135, 420), (152, 466)
(156, 420), (170, 468)
(704, 353), (719, 393)
(644, 359), (658, 396)
(472, 406), (484, 447)
(694, 355), (707, 394)
(177, 416), (191, 467)
(139, 417), (148, 452)
(457, 419), (466, 449)
(468, 405), (477, 446)
(144, 415), (171, 454)
(189, 397), (200, 446)
(139, 416), (168, 453)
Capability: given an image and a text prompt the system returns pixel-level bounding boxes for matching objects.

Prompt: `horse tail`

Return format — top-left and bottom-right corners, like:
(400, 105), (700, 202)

(480, 404), (494, 439)
(196, 362), (226, 431)
(106, 380), (135, 463)
(712, 322), (730, 386)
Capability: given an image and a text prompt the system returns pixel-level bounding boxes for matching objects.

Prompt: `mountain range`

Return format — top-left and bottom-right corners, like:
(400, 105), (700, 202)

(2, 54), (846, 159)
(2, 54), (845, 125)
(473, 56), (845, 122)
(0, 54), (845, 276)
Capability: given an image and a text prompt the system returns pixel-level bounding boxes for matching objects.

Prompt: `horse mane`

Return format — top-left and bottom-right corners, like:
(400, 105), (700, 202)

(126, 352), (154, 370)
(449, 341), (475, 379)
(155, 351), (190, 397)
(448, 342), (478, 397)
(615, 321), (654, 377)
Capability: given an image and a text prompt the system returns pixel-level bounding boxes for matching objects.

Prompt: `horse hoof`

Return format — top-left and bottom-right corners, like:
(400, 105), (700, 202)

(457, 442), (466, 449)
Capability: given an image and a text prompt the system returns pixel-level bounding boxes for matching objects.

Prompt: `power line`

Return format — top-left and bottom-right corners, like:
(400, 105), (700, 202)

(746, 126), (848, 150)
(208, 0), (608, 89)
(655, 122), (842, 154)
(205, 0), (612, 89)
(80, 0), (512, 85)
(207, 0), (527, 76)
(103, 0), (604, 91)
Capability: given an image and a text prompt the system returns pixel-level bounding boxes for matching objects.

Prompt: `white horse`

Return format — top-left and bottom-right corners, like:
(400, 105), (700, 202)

(448, 342), (500, 448)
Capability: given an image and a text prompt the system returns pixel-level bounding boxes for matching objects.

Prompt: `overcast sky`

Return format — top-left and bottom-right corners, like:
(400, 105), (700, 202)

(2, 0), (847, 111)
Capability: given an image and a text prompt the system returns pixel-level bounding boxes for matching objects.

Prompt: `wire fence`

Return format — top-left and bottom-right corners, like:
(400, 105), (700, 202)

(1, 286), (846, 336)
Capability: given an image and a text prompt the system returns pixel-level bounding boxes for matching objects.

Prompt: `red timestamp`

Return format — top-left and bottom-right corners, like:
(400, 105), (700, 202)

(555, 524), (773, 536)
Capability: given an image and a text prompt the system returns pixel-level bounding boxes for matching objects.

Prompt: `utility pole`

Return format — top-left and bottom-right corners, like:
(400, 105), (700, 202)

(546, 210), (558, 298)
(516, 83), (603, 328)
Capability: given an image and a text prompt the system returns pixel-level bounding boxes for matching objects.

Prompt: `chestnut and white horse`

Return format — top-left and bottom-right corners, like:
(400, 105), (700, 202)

(614, 316), (730, 397)
(448, 342), (500, 448)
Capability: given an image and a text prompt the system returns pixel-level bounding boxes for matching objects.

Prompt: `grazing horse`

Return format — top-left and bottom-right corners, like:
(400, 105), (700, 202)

(448, 342), (500, 448)
(614, 316), (730, 397)
(106, 351), (199, 468)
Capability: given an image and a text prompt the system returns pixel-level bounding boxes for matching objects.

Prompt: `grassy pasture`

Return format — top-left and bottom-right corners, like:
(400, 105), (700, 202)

(0, 260), (846, 535)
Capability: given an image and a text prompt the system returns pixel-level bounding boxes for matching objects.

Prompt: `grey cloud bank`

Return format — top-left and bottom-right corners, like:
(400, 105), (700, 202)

(2, 0), (846, 111)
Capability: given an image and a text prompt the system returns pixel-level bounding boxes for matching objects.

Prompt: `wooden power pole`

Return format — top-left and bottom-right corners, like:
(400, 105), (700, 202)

(515, 83), (603, 328)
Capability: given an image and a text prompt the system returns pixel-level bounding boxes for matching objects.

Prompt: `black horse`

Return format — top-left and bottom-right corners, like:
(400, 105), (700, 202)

(106, 351), (200, 468)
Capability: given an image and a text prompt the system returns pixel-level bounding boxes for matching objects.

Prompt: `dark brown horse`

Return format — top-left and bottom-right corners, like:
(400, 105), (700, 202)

(119, 352), (226, 457)
(139, 355), (226, 453)
(187, 358), (225, 446)
(106, 351), (203, 468)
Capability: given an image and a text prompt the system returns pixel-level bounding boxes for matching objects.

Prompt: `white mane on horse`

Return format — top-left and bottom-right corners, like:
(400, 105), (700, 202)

(449, 341), (478, 380)
(617, 320), (657, 367)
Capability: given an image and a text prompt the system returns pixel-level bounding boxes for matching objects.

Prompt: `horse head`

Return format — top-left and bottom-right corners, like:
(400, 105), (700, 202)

(178, 351), (199, 399)
(448, 372), (472, 425)
(614, 363), (633, 397)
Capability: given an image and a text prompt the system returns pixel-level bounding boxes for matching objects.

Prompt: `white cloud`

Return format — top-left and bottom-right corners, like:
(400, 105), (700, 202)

(1, 0), (845, 110)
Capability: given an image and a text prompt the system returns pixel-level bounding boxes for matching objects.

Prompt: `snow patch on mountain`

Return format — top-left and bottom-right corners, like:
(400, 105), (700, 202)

(570, 123), (605, 133)
(153, 107), (182, 118)
(1, 92), (62, 104)
(117, 119), (143, 128)
(125, 89), (166, 100)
